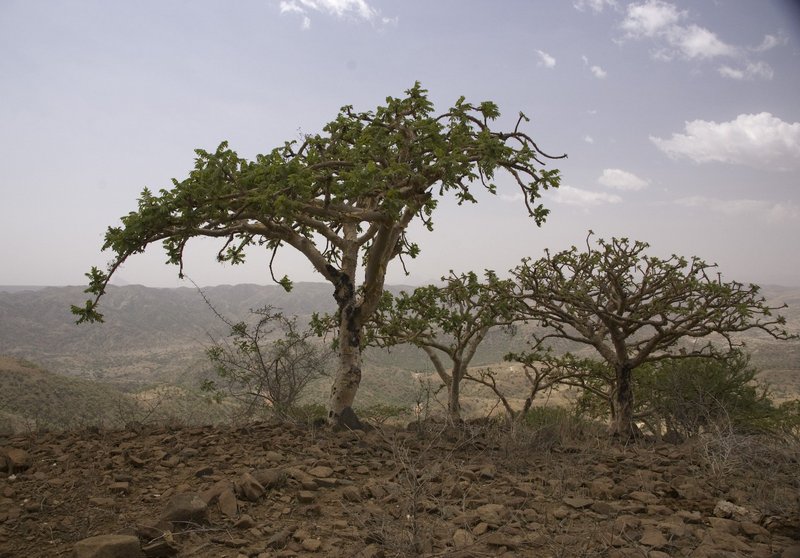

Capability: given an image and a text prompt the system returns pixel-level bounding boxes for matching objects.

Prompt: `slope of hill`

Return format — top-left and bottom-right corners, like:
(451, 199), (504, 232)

(0, 283), (798, 409)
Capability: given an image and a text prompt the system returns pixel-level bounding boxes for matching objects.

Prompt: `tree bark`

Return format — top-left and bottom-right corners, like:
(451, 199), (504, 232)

(448, 364), (463, 423)
(326, 264), (365, 429)
(609, 363), (638, 439)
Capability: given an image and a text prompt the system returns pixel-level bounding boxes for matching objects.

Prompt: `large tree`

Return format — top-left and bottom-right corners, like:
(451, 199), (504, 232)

(369, 270), (517, 422)
(72, 83), (564, 427)
(510, 233), (795, 438)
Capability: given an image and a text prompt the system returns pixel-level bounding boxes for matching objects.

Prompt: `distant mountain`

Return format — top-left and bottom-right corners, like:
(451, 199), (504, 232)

(0, 282), (798, 404)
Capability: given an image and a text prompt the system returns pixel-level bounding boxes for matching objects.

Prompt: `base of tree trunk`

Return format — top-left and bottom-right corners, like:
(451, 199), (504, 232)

(328, 406), (365, 431)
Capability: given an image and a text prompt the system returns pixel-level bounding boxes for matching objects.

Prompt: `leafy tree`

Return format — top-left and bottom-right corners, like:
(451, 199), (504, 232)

(72, 83), (564, 426)
(202, 304), (330, 417)
(510, 233), (795, 438)
(369, 270), (517, 421)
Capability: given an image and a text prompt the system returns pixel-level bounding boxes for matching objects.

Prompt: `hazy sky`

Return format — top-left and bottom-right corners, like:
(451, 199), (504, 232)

(1, 0), (799, 288)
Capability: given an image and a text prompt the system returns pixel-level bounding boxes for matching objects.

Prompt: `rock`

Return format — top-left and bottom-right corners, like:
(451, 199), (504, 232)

(235, 472), (265, 502)
(0, 448), (30, 473)
(476, 503), (509, 525)
(266, 528), (292, 549)
(218, 488), (238, 518)
(307, 466), (334, 478)
(253, 468), (286, 489)
(714, 500), (761, 523)
(298, 490), (316, 503)
(74, 534), (144, 558)
(639, 528), (667, 548)
(160, 493), (208, 526)
(194, 466), (213, 478)
(341, 485), (361, 502)
(563, 496), (594, 509)
(200, 479), (232, 505)
(233, 514), (256, 529)
(301, 538), (322, 551)
(782, 546), (800, 558)
(452, 528), (474, 548)
(628, 491), (659, 505)
(109, 482), (130, 495)
(707, 517), (739, 535)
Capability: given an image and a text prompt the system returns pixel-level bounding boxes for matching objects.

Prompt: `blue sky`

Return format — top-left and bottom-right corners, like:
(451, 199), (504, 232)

(1, 0), (799, 288)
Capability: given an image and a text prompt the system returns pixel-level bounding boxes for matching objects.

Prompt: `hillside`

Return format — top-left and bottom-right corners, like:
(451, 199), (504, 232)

(0, 283), (798, 411)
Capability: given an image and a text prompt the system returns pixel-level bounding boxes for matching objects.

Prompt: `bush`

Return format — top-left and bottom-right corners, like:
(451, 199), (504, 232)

(634, 351), (783, 439)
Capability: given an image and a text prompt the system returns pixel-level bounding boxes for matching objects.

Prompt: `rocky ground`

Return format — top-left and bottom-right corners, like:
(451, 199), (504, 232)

(1, 419), (799, 558)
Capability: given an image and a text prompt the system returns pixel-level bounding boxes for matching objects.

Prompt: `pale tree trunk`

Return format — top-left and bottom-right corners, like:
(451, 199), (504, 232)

(326, 235), (365, 429)
(609, 363), (638, 439)
(448, 363), (463, 423)
(328, 309), (363, 428)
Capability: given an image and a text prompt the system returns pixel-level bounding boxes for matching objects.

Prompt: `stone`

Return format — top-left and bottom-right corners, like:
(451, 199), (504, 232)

(298, 490), (316, 503)
(160, 493), (207, 525)
(782, 546), (800, 558)
(74, 534), (144, 558)
(235, 472), (265, 502)
(714, 500), (760, 523)
(639, 528), (667, 548)
(109, 482), (130, 495)
(1, 448), (30, 473)
(453, 528), (474, 548)
(707, 517), (739, 535)
(301, 538), (322, 551)
(234, 514), (256, 529)
(563, 496), (594, 509)
(628, 491), (659, 505)
(307, 466), (334, 478)
(476, 503), (509, 525)
(218, 488), (238, 518)
(253, 468), (286, 489)
(341, 485), (361, 502)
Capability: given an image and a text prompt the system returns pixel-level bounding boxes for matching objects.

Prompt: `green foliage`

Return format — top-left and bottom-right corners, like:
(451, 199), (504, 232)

(511, 232), (796, 437)
(73, 82), (564, 326)
(576, 350), (790, 438)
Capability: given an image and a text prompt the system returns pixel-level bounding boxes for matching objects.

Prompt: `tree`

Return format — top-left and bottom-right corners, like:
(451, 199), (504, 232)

(202, 303), (330, 417)
(510, 233), (795, 438)
(72, 83), (564, 427)
(369, 270), (517, 422)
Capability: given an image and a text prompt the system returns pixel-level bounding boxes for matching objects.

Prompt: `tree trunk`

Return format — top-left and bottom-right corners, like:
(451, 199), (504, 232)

(609, 363), (638, 439)
(327, 270), (364, 429)
(448, 365), (462, 423)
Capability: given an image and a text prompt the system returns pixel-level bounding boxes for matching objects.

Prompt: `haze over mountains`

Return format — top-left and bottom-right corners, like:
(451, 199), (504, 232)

(1, 282), (798, 413)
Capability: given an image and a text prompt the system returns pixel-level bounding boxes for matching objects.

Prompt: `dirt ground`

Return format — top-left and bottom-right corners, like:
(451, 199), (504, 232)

(1, 419), (799, 557)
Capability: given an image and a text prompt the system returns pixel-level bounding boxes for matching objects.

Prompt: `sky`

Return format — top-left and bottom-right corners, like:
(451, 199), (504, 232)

(1, 0), (799, 289)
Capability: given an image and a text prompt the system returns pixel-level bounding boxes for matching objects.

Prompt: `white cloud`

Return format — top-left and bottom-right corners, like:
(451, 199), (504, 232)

(718, 61), (774, 81)
(279, 0), (380, 27)
(676, 196), (799, 223)
(536, 49), (556, 68)
(584, 135), (595, 144)
(622, 0), (684, 37)
(548, 185), (622, 207)
(574, 0), (617, 12)
(598, 168), (649, 191)
(590, 65), (607, 78)
(621, 1), (736, 60)
(651, 113), (800, 170)
(752, 33), (788, 53)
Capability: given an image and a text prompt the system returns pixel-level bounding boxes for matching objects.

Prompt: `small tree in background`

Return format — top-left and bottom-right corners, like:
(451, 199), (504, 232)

(72, 83), (564, 427)
(203, 305), (330, 417)
(368, 270), (517, 422)
(511, 233), (795, 438)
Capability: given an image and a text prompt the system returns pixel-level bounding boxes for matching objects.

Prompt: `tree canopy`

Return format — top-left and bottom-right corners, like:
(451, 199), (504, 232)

(511, 232), (795, 437)
(72, 83), (565, 426)
(369, 270), (517, 421)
